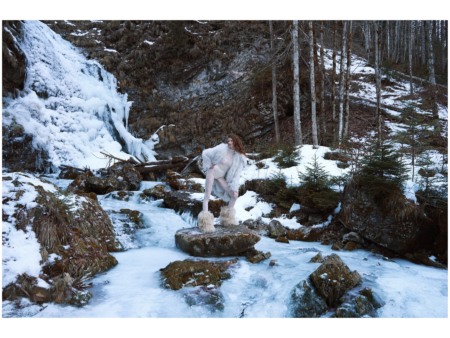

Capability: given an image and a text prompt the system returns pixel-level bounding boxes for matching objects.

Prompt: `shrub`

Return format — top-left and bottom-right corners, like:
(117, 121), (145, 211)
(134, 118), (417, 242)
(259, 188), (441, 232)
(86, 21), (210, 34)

(266, 171), (288, 196)
(298, 154), (331, 191)
(359, 140), (409, 189)
(273, 144), (301, 169)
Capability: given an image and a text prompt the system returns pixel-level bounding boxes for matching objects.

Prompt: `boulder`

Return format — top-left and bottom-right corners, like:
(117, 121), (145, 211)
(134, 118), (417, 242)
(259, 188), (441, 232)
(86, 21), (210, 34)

(163, 190), (224, 217)
(175, 226), (261, 257)
(67, 162), (142, 195)
(335, 287), (384, 318)
(2, 122), (51, 173)
(309, 254), (362, 307)
(245, 248), (272, 264)
(2, 173), (119, 305)
(339, 177), (436, 255)
(160, 258), (237, 312)
(160, 259), (237, 290)
(107, 162), (142, 191)
(290, 279), (328, 318)
(140, 184), (168, 201)
(267, 219), (287, 238)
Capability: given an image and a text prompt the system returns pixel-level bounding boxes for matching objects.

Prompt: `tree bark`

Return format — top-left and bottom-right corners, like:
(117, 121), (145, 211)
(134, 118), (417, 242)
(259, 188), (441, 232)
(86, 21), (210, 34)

(425, 20), (440, 133)
(420, 21), (427, 65)
(319, 21), (326, 141)
(309, 21), (318, 148)
(338, 21), (347, 146)
(344, 21), (352, 140)
(363, 21), (371, 63)
(409, 21), (414, 95)
(269, 20), (280, 143)
(426, 21), (437, 86)
(332, 21), (337, 123)
(386, 21), (391, 61)
(394, 21), (400, 64)
(293, 20), (302, 146)
(374, 21), (383, 145)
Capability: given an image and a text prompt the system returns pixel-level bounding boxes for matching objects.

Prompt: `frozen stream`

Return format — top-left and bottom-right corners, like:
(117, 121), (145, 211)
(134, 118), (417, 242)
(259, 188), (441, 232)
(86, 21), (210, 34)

(16, 180), (446, 319)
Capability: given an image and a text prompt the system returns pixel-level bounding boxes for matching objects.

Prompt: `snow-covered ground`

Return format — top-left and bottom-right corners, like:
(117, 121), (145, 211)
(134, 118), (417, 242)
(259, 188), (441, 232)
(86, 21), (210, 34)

(1, 18), (448, 336)
(2, 165), (448, 319)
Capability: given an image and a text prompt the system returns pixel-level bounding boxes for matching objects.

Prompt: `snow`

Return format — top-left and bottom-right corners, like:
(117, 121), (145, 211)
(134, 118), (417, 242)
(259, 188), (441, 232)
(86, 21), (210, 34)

(2, 173), (51, 287)
(1, 19), (448, 337)
(2, 21), (156, 171)
(2, 169), (447, 320)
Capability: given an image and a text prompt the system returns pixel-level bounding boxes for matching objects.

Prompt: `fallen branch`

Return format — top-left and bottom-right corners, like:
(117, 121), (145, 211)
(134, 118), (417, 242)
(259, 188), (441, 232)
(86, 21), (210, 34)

(135, 162), (188, 174)
(59, 164), (89, 173)
(99, 152), (130, 163)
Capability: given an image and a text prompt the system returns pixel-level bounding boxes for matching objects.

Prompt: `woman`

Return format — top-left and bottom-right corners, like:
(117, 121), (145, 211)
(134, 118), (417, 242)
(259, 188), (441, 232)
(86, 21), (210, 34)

(198, 134), (247, 233)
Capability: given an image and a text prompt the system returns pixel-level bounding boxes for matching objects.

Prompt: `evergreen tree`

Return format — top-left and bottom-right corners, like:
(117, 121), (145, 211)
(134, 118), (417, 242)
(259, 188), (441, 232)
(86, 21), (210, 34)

(416, 151), (437, 196)
(416, 151), (448, 201)
(298, 154), (330, 191)
(274, 144), (301, 168)
(394, 106), (427, 181)
(360, 140), (409, 188)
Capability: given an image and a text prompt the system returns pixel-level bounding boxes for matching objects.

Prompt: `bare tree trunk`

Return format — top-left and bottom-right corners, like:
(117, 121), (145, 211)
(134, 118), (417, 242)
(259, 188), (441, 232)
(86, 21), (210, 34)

(420, 21), (427, 65)
(293, 20), (302, 146)
(386, 21), (391, 61)
(426, 21), (437, 85)
(439, 20), (445, 74)
(332, 21), (337, 123)
(344, 21), (352, 140)
(425, 20), (440, 133)
(374, 21), (383, 145)
(394, 21), (399, 63)
(319, 21), (326, 141)
(441, 20), (448, 74)
(402, 22), (408, 64)
(338, 21), (347, 146)
(409, 21), (414, 95)
(363, 21), (371, 63)
(309, 21), (318, 149)
(269, 20), (280, 143)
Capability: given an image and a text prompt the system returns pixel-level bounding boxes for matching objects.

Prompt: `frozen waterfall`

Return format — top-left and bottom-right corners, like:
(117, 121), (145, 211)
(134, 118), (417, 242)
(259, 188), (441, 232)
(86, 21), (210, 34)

(2, 20), (156, 170)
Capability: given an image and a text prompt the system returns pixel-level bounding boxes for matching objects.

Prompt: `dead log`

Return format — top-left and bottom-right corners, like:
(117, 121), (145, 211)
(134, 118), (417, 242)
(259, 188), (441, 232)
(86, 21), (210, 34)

(134, 157), (191, 176)
(180, 155), (205, 177)
(59, 164), (89, 173)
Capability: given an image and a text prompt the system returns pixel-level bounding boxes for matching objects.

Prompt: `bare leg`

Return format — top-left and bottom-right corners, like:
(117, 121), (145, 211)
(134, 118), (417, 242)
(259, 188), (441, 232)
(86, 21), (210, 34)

(216, 177), (237, 208)
(203, 168), (215, 212)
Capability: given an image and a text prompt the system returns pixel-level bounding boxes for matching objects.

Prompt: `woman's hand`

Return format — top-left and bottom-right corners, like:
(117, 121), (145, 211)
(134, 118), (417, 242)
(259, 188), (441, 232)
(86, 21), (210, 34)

(231, 191), (238, 198)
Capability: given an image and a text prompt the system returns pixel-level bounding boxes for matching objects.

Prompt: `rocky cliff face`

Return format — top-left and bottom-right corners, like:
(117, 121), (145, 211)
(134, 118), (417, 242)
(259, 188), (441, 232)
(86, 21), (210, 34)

(40, 20), (298, 157)
(2, 21), (26, 95)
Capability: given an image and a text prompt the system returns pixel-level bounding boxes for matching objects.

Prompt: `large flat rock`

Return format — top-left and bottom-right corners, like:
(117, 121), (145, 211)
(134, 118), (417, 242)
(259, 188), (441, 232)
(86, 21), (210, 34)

(175, 226), (261, 257)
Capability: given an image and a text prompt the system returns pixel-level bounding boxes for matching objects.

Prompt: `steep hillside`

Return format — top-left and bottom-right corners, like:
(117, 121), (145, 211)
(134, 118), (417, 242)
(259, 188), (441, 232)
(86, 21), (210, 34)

(41, 20), (290, 156)
(3, 20), (447, 164)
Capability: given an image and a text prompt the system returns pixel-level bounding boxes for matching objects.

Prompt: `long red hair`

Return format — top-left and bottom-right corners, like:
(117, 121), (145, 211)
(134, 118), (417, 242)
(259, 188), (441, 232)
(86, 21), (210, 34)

(229, 134), (245, 154)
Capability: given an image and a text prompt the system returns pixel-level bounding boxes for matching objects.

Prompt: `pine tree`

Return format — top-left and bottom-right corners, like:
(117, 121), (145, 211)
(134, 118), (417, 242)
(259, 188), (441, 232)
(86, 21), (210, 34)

(416, 151), (437, 196)
(416, 151), (448, 201)
(360, 140), (409, 188)
(394, 106), (427, 181)
(274, 144), (301, 169)
(298, 154), (330, 191)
